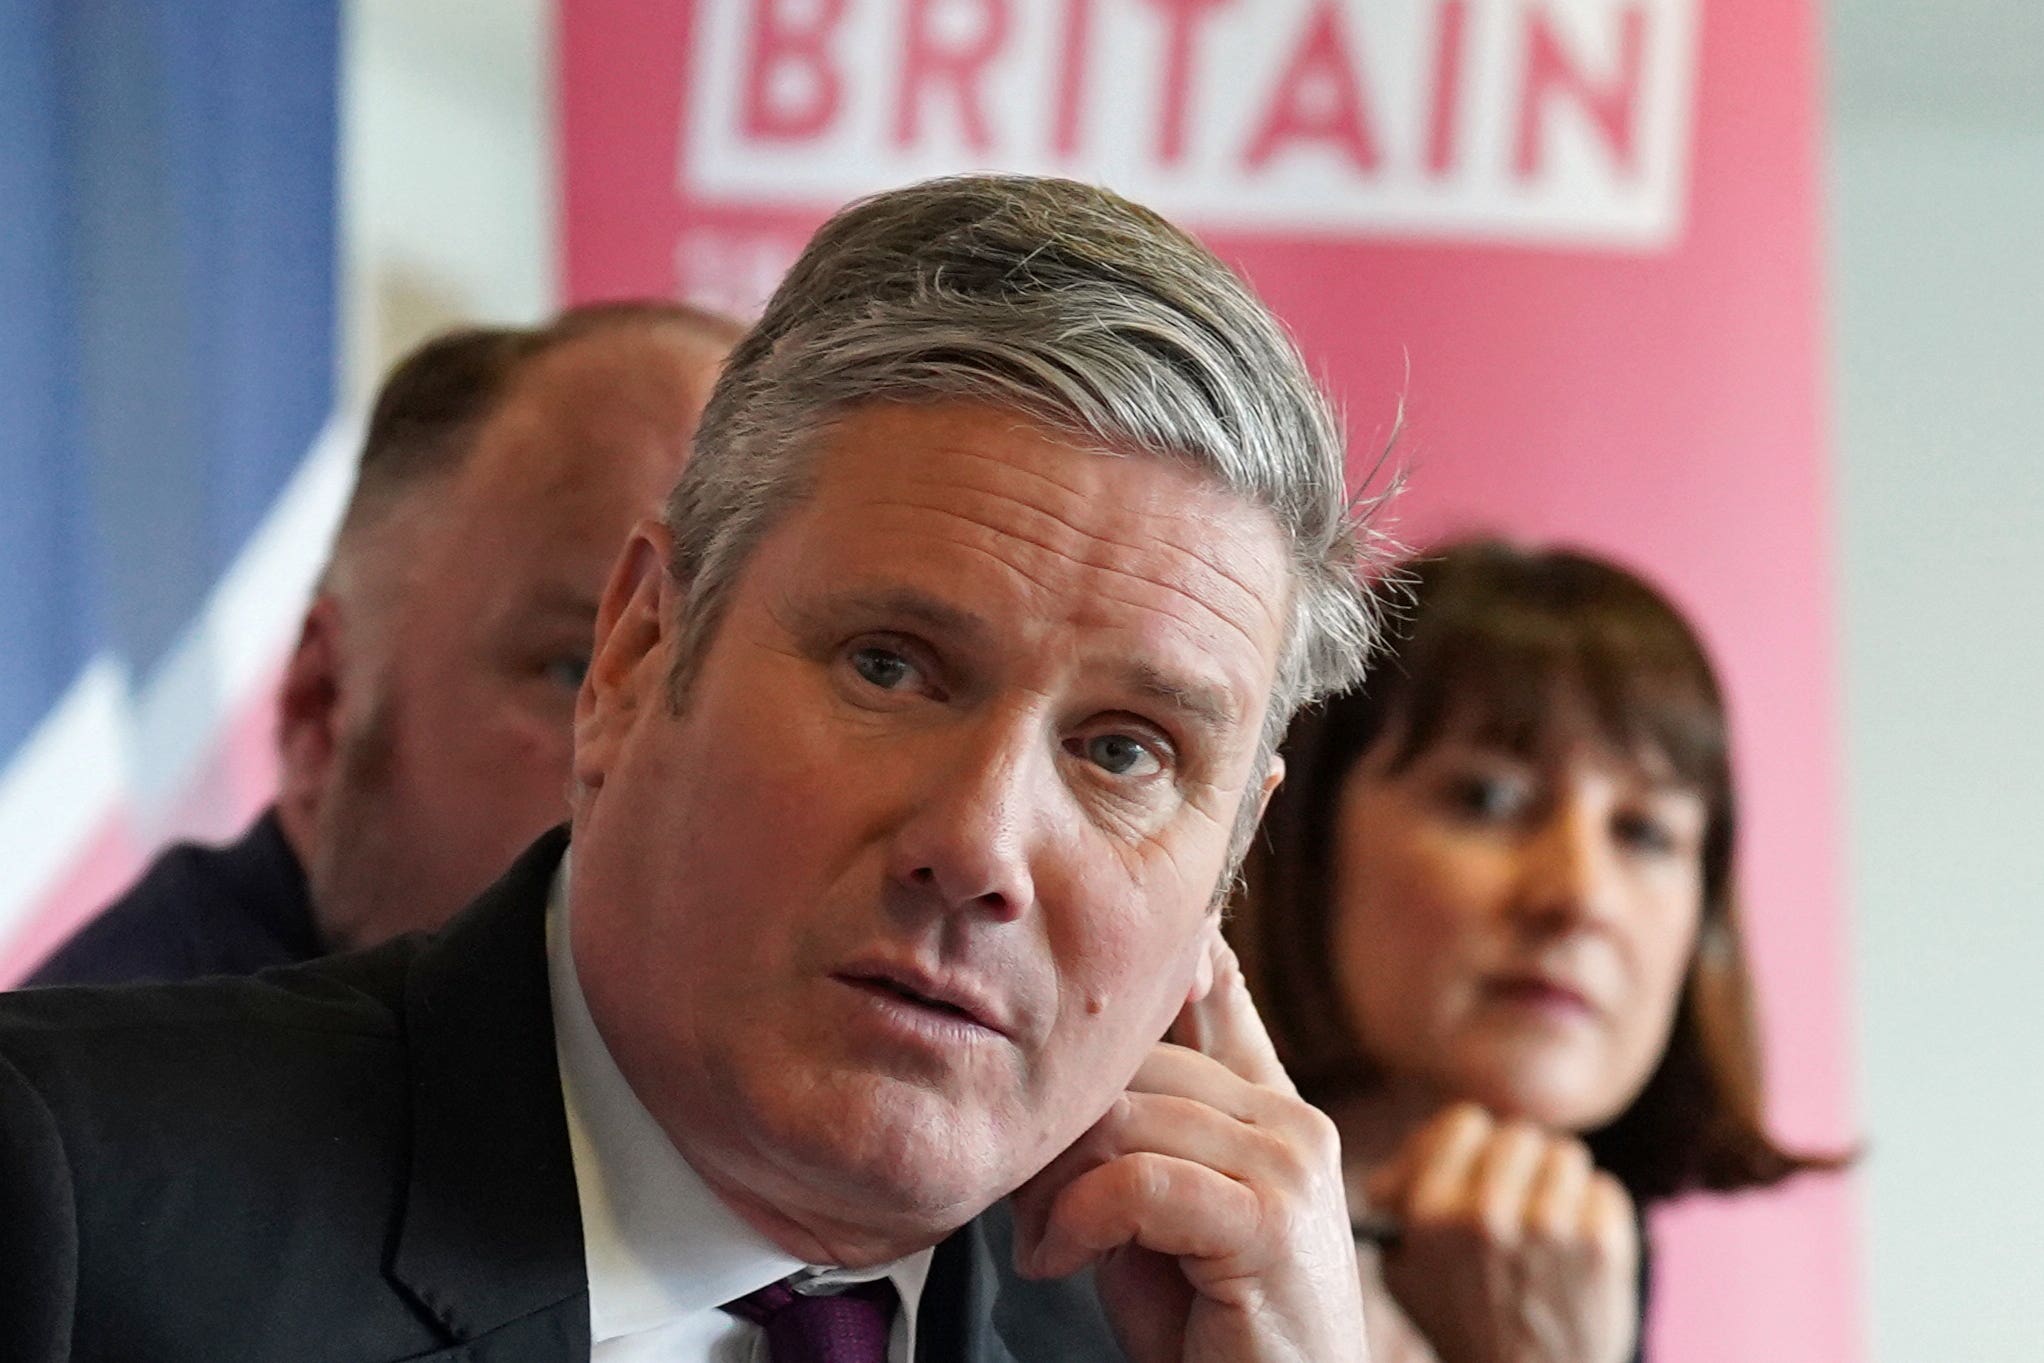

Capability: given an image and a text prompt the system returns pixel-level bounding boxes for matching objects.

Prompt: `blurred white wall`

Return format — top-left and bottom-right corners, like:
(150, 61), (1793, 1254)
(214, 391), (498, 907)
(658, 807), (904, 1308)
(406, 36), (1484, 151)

(1831, 3), (2044, 1357)
(339, 0), (555, 401)
(339, 1), (2044, 1355)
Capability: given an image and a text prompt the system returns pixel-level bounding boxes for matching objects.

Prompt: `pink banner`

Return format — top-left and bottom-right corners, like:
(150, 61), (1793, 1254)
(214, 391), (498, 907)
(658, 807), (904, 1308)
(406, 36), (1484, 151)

(559, 2), (1859, 1355)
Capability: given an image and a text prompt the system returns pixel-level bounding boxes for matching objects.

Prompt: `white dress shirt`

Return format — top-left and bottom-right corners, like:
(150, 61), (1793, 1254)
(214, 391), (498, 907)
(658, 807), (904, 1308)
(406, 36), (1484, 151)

(546, 857), (934, 1362)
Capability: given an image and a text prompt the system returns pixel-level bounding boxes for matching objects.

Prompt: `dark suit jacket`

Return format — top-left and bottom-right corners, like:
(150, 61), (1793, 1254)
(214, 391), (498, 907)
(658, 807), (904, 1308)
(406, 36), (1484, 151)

(0, 831), (1121, 1363)
(24, 809), (320, 987)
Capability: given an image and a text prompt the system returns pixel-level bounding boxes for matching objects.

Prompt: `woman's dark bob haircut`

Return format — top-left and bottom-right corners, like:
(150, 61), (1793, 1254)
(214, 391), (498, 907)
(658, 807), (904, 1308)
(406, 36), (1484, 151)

(1238, 539), (1842, 1204)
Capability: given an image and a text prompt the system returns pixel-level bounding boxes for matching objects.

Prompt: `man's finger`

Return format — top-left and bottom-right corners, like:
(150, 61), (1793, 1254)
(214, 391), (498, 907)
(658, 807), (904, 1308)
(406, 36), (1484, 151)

(1168, 937), (1296, 1097)
(1013, 1051), (1316, 1267)
(1028, 1152), (1260, 1279)
(1027, 1089), (1303, 1209)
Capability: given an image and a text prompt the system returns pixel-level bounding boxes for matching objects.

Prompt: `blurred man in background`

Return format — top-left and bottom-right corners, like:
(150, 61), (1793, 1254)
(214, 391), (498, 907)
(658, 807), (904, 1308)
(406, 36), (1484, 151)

(26, 300), (741, 985)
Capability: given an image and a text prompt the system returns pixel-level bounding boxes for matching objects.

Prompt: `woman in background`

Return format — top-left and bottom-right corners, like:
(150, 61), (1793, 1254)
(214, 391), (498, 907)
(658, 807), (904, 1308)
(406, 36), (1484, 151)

(1238, 540), (1839, 1363)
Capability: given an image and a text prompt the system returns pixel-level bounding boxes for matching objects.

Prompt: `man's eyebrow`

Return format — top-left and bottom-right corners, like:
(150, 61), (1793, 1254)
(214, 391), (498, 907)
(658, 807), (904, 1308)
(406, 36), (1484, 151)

(793, 588), (1243, 733)
(794, 586), (992, 646)
(1121, 661), (1242, 739)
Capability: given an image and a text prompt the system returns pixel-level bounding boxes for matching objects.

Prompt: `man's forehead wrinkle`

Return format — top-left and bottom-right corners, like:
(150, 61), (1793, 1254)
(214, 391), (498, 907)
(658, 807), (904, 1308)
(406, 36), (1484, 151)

(885, 503), (1272, 671)
(907, 438), (1097, 505)
(895, 443), (1287, 623)
(903, 455), (1283, 653)
(865, 476), (1279, 648)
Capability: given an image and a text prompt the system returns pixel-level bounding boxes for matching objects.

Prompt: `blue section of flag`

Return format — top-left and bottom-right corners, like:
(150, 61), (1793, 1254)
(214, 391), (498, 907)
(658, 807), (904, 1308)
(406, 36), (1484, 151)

(0, 0), (338, 762)
(0, 0), (99, 759)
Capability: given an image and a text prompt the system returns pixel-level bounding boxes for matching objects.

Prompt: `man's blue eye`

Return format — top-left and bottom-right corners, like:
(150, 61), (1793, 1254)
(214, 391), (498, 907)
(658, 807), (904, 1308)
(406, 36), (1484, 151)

(851, 647), (912, 690)
(1085, 734), (1154, 776)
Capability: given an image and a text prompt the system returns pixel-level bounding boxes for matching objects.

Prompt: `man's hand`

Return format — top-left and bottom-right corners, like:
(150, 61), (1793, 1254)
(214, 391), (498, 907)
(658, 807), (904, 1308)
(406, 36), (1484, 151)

(1365, 1104), (1637, 1363)
(1010, 940), (1367, 1363)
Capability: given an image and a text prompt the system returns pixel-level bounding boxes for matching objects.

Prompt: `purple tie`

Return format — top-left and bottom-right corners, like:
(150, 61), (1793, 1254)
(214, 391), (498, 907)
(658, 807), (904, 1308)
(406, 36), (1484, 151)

(721, 1276), (898, 1363)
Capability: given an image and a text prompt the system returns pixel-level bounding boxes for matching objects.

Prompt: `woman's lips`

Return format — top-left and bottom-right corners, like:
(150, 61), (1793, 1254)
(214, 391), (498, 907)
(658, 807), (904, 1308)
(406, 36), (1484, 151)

(1480, 972), (1597, 1019)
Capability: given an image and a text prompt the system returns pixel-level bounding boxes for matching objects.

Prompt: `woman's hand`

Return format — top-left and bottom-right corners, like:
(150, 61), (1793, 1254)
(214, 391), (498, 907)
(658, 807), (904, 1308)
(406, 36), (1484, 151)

(1364, 1103), (1637, 1363)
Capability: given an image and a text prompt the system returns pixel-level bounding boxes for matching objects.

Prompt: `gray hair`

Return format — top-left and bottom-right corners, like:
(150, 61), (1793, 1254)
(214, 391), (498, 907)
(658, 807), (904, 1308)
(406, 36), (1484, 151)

(666, 175), (1387, 824)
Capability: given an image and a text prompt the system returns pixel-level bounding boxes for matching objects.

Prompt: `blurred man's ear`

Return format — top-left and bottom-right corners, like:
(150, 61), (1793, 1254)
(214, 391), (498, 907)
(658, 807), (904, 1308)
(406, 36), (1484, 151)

(573, 519), (674, 805)
(275, 595), (344, 861)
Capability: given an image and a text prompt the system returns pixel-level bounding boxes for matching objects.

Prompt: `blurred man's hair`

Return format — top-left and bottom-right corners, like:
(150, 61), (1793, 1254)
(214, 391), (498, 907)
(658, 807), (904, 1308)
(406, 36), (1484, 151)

(338, 301), (743, 549)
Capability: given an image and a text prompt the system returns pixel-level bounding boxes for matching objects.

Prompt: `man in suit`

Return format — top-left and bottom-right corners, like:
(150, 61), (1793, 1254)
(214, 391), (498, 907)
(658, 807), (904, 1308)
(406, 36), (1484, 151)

(24, 301), (741, 986)
(0, 175), (1383, 1362)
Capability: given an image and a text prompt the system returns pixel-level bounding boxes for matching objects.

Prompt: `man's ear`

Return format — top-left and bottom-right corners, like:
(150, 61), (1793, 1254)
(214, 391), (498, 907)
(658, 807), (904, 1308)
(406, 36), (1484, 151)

(1254, 753), (1286, 825)
(274, 594), (344, 861)
(574, 518), (676, 801)
(1186, 755), (1284, 1007)
(1185, 918), (1223, 1007)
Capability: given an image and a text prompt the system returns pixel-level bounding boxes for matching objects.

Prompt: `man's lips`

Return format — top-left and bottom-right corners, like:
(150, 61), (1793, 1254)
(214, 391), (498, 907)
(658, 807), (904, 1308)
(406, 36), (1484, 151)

(832, 958), (1012, 1037)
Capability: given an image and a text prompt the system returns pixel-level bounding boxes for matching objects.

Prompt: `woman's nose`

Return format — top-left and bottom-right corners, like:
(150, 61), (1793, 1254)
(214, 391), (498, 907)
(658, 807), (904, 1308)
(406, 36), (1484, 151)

(1509, 798), (1622, 932)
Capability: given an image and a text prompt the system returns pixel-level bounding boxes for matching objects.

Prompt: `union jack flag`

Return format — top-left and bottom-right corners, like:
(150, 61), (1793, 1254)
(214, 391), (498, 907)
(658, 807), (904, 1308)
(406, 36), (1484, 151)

(0, 0), (343, 980)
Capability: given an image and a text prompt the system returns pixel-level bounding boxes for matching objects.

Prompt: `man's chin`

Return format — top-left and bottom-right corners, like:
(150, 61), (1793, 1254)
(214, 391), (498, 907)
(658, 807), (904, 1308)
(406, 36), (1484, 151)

(735, 1075), (1027, 1248)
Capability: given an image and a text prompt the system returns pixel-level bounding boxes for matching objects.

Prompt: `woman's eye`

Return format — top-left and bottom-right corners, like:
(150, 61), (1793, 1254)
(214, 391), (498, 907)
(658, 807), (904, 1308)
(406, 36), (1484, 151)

(1448, 774), (1527, 821)
(1076, 732), (1163, 778)
(542, 655), (590, 691)
(849, 646), (915, 691)
(1613, 811), (1679, 855)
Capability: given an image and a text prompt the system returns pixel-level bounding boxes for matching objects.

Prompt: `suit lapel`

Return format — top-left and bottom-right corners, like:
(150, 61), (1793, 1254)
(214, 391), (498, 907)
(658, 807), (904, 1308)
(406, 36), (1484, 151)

(388, 829), (591, 1350)
(922, 1201), (1126, 1363)
(916, 1218), (1021, 1363)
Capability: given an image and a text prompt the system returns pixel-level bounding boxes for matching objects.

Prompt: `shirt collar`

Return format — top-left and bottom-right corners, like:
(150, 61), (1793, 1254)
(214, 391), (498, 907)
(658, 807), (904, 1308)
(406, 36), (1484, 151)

(545, 854), (933, 1343)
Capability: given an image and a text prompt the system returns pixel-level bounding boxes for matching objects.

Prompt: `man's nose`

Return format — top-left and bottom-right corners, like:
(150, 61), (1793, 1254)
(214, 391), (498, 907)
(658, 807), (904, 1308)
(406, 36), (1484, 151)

(885, 724), (1043, 921)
